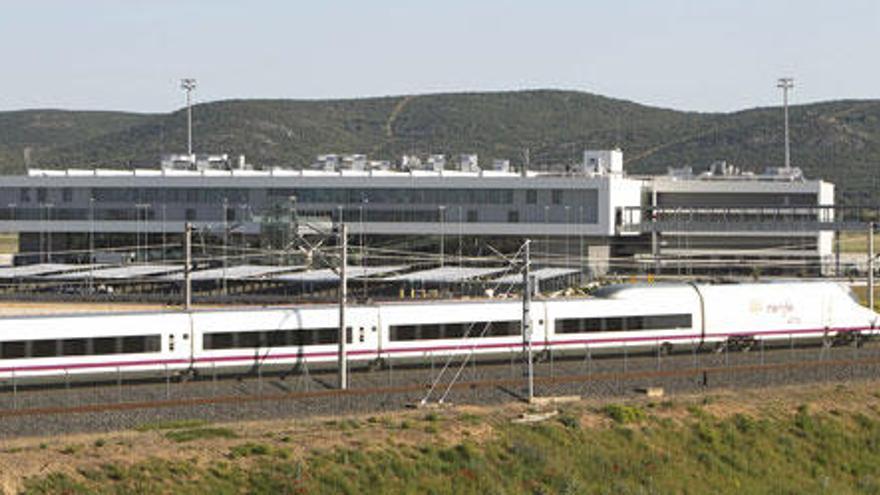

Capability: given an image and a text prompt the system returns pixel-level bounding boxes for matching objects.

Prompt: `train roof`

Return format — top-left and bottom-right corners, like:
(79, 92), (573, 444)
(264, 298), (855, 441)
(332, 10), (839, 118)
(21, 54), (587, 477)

(593, 280), (847, 300)
(0, 280), (852, 321)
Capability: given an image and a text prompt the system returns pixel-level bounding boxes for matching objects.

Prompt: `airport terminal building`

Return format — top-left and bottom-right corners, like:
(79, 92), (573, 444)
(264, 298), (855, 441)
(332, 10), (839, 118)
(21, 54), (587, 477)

(0, 150), (835, 275)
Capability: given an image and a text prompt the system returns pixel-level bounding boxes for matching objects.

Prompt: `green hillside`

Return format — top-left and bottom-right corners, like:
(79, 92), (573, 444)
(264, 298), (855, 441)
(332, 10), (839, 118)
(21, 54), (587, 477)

(2, 90), (878, 203)
(17, 383), (880, 494)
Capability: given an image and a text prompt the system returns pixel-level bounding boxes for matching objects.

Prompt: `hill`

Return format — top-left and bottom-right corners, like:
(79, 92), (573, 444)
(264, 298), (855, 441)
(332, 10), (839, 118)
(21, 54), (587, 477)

(1, 90), (879, 203)
(9, 382), (880, 494)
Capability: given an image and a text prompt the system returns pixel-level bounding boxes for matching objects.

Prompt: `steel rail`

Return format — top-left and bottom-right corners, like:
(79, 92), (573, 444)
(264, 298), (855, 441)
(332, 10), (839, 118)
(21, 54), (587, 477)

(0, 351), (877, 419)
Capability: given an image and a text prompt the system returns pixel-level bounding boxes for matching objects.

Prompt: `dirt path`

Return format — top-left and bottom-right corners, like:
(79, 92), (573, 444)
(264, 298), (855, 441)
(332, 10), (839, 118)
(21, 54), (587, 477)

(385, 94), (416, 138)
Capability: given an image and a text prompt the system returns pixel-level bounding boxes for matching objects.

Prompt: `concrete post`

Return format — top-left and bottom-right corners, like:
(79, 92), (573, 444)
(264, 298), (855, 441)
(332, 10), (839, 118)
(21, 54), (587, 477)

(339, 224), (348, 390)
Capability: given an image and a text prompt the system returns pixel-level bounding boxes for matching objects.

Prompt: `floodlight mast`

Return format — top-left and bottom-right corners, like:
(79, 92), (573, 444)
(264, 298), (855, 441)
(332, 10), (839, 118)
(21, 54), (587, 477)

(777, 77), (794, 171)
(180, 78), (197, 156)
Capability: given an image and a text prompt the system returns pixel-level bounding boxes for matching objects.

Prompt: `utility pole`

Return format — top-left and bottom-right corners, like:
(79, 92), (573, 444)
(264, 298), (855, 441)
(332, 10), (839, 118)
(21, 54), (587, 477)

(184, 222), (192, 310)
(777, 77), (794, 171)
(222, 197), (228, 296)
(180, 78), (197, 156)
(869, 222), (875, 312)
(522, 239), (534, 402)
(439, 205), (446, 267)
(89, 196), (95, 293)
(338, 224), (348, 390)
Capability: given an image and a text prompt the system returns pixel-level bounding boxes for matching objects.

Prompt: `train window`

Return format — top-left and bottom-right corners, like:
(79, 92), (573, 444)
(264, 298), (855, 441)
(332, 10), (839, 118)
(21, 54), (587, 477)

(447, 323), (464, 339)
(92, 337), (118, 355)
(238, 332), (262, 348)
(1, 341), (26, 359)
(643, 314), (692, 329)
(487, 321), (519, 337)
(289, 330), (311, 347)
(62, 339), (88, 356)
(625, 316), (646, 330)
(145, 335), (161, 353)
(31, 340), (58, 358)
(205, 332), (235, 350)
(557, 319), (582, 333)
(420, 324), (442, 340)
(391, 325), (417, 341)
(583, 318), (603, 332)
(121, 336), (148, 354)
(314, 329), (338, 345)
(204, 328), (340, 350)
(0, 335), (161, 359)
(554, 314), (692, 334)
(604, 317), (625, 332)
(389, 320), (521, 341)
(265, 331), (287, 348)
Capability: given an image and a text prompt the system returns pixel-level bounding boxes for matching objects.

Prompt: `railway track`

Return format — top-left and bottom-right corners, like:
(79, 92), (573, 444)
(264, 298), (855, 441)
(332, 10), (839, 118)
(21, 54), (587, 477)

(0, 340), (878, 437)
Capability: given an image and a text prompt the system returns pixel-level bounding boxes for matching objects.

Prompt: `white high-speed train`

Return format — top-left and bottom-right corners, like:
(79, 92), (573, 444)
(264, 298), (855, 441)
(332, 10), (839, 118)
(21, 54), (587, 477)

(0, 281), (877, 382)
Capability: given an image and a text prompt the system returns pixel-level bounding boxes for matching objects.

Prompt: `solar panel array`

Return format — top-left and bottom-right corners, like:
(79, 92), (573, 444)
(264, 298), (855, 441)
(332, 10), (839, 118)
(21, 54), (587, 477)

(42, 264), (183, 280)
(161, 264), (305, 282)
(0, 263), (106, 279)
(492, 267), (581, 284)
(271, 265), (406, 283)
(382, 266), (506, 283)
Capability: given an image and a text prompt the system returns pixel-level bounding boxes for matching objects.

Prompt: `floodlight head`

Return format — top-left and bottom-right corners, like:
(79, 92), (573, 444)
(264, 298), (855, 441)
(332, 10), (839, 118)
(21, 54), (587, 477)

(180, 78), (197, 91)
(777, 77), (794, 89)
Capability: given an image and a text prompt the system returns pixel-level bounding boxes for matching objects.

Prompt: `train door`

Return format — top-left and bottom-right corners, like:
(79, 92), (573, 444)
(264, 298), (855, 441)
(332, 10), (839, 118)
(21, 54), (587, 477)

(187, 312), (196, 368)
(374, 308), (383, 361)
(346, 307), (380, 363)
(539, 301), (550, 351)
(163, 313), (193, 371)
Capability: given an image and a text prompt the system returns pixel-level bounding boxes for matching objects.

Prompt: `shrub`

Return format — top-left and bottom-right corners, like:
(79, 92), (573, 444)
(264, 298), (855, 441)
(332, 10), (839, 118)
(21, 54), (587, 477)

(558, 414), (580, 430)
(136, 419), (208, 432)
(602, 404), (646, 424)
(165, 427), (238, 443)
(228, 442), (272, 459)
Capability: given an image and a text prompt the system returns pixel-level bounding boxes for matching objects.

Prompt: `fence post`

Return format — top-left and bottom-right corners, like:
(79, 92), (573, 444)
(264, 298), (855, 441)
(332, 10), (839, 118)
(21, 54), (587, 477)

(65, 368), (71, 406)
(387, 357), (393, 387)
(656, 340), (661, 371)
(117, 366), (122, 403)
(165, 364), (170, 400)
(853, 333), (859, 381)
(12, 371), (16, 410)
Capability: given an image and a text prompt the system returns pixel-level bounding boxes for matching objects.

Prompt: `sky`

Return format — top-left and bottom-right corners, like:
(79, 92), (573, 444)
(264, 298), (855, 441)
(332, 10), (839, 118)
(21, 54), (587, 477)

(0, 0), (877, 114)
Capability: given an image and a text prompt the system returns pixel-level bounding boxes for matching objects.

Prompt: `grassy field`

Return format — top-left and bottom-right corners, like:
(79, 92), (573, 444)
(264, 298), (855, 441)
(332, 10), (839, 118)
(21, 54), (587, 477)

(7, 382), (880, 494)
(0, 233), (17, 255)
(850, 285), (880, 310)
(837, 232), (880, 254)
